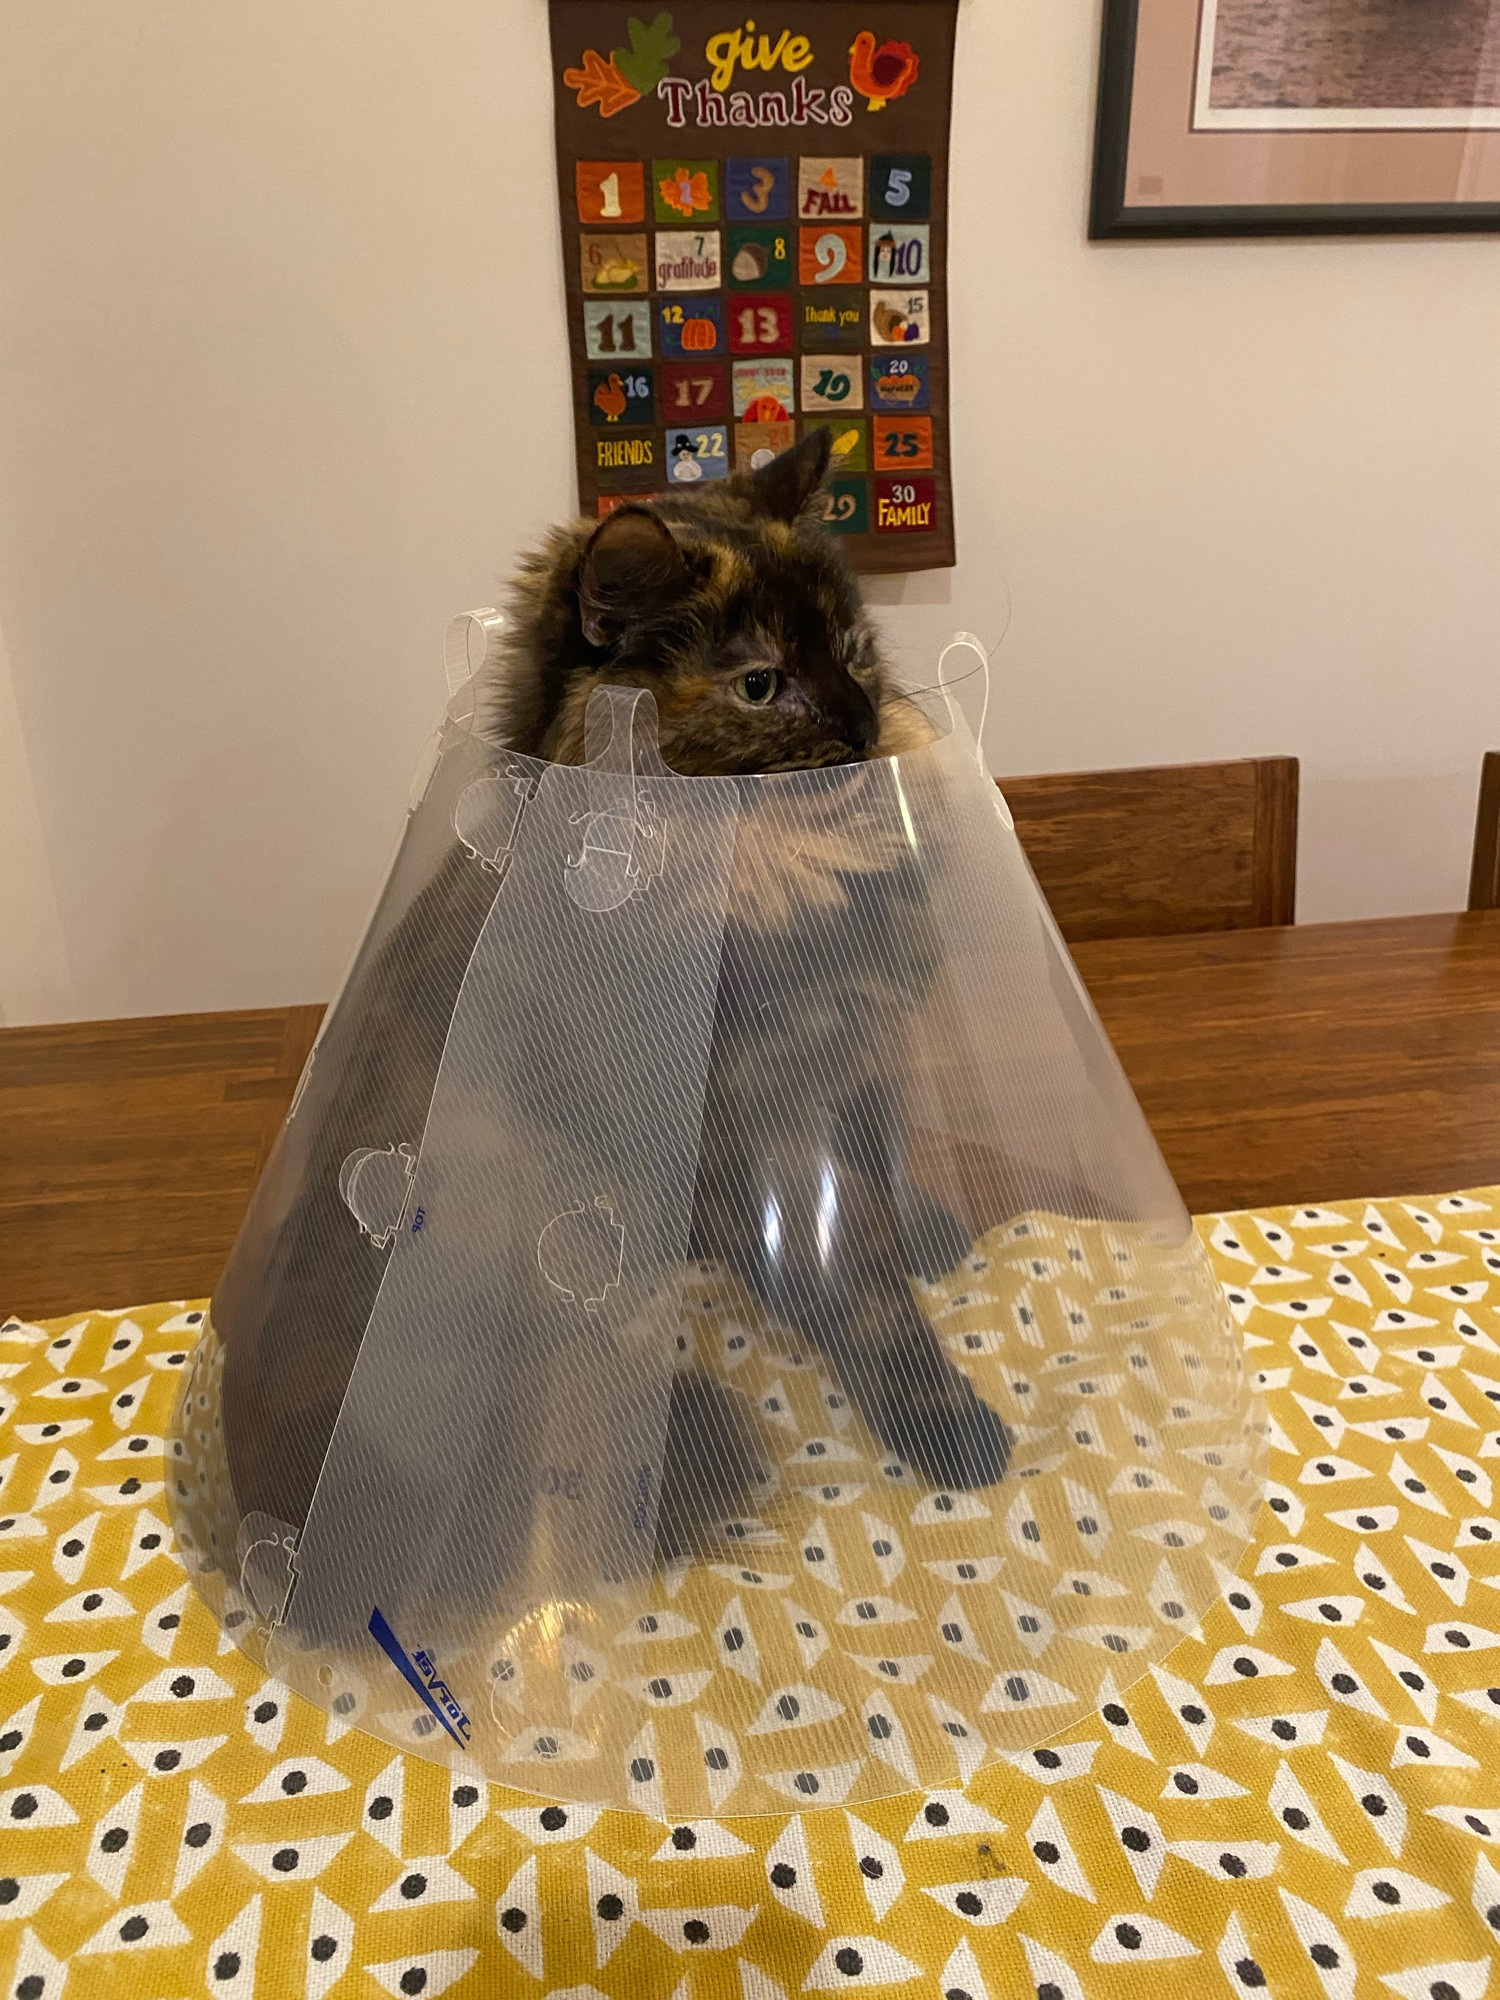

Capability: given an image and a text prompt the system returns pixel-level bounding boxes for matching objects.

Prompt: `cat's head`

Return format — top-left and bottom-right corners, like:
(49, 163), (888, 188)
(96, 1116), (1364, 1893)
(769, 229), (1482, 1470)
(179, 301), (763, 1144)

(490, 431), (922, 775)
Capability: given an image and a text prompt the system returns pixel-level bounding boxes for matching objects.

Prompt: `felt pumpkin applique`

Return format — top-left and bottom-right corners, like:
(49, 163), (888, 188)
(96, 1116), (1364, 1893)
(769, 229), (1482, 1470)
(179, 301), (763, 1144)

(848, 31), (920, 110)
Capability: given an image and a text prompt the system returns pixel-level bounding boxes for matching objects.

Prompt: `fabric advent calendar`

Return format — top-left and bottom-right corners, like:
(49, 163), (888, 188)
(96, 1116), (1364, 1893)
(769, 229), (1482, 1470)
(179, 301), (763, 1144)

(549, 0), (958, 572)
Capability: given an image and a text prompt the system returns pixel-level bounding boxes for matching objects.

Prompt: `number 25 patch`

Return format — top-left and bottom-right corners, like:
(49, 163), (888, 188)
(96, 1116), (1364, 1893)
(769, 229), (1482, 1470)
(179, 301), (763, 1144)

(872, 414), (932, 469)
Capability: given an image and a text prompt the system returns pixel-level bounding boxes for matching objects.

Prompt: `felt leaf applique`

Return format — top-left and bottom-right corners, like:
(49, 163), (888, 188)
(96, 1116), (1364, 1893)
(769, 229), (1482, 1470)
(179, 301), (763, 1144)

(612, 12), (681, 96)
(658, 166), (711, 217)
(563, 47), (641, 117)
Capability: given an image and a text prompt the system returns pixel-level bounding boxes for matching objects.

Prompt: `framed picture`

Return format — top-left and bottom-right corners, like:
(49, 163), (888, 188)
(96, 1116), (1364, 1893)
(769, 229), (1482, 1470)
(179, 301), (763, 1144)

(1091, 0), (1500, 236)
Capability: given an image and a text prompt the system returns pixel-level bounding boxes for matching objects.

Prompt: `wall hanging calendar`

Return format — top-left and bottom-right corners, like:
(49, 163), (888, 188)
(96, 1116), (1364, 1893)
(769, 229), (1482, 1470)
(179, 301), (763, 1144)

(550, 0), (958, 571)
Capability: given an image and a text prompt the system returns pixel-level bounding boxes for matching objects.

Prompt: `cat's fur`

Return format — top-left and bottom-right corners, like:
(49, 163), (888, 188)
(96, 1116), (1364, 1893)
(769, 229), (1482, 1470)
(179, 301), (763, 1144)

(487, 432), (926, 774)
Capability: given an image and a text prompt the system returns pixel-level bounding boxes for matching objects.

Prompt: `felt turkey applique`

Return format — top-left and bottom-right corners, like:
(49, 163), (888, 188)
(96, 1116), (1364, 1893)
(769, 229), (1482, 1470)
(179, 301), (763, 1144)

(849, 33), (920, 110)
(592, 374), (629, 423)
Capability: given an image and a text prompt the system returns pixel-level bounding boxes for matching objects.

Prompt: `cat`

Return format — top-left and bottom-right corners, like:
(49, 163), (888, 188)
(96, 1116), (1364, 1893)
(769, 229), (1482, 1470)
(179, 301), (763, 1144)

(205, 431), (1007, 1619)
(482, 429), (1010, 1546)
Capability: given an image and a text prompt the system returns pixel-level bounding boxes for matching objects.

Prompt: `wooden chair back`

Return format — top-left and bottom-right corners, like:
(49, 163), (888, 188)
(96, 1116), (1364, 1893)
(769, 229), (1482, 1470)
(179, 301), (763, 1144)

(995, 755), (1299, 944)
(1469, 751), (1500, 911)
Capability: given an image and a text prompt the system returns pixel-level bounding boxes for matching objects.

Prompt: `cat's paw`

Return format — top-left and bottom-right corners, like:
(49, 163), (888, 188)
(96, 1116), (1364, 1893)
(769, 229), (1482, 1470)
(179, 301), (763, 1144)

(876, 1323), (1010, 1490)
(655, 1370), (767, 1562)
(896, 1187), (974, 1283)
(885, 1385), (1011, 1491)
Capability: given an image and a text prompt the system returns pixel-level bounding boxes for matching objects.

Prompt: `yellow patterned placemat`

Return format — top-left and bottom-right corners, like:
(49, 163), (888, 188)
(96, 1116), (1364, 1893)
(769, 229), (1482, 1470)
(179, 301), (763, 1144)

(4, 1191), (1500, 1998)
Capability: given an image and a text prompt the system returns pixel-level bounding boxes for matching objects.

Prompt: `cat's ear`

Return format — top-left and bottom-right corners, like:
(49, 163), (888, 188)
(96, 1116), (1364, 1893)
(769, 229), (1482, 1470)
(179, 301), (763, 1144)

(745, 428), (832, 524)
(576, 506), (691, 648)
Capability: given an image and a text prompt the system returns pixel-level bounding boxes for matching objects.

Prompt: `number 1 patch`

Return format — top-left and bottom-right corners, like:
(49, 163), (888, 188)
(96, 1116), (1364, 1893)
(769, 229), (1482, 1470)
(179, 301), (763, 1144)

(576, 161), (645, 226)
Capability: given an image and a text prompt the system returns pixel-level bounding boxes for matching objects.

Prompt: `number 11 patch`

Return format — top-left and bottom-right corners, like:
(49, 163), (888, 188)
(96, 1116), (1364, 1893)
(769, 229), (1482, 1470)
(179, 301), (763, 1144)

(583, 300), (652, 361)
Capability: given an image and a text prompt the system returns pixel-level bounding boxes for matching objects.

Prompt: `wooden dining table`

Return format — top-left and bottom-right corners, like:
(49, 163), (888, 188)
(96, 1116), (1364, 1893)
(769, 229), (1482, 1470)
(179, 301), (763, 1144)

(4, 909), (1500, 1319)
(1075, 906), (1500, 1214)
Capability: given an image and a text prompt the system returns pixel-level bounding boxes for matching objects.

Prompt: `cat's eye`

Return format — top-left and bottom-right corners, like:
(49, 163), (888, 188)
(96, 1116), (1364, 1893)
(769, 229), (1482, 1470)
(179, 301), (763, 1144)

(736, 668), (779, 706)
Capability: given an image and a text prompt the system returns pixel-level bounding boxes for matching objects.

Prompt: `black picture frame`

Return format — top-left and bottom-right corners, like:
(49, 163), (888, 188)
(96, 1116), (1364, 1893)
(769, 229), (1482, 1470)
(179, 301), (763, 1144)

(1089, 0), (1500, 239)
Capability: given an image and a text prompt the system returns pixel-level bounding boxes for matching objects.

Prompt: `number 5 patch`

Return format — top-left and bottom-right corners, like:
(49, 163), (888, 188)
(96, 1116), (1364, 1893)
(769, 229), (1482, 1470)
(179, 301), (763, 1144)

(799, 355), (862, 412)
(870, 153), (931, 220)
(873, 414), (933, 470)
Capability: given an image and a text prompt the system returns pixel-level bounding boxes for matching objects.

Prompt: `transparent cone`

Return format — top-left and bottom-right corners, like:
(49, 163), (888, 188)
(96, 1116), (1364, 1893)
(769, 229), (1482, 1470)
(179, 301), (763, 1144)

(169, 628), (1265, 1818)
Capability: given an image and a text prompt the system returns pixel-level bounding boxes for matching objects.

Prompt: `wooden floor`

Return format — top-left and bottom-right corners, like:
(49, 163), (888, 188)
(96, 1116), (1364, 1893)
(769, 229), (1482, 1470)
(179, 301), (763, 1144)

(5, 909), (1500, 1321)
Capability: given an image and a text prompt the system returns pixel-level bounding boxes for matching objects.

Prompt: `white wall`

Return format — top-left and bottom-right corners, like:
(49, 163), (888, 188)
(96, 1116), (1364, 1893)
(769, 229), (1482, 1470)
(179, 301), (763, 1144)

(1, 0), (1496, 1024)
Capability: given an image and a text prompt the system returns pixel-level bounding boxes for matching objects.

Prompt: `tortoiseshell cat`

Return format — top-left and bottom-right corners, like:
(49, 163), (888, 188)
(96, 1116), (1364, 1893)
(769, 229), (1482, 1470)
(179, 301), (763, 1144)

(213, 432), (1006, 1585)
(487, 430), (1008, 1536)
